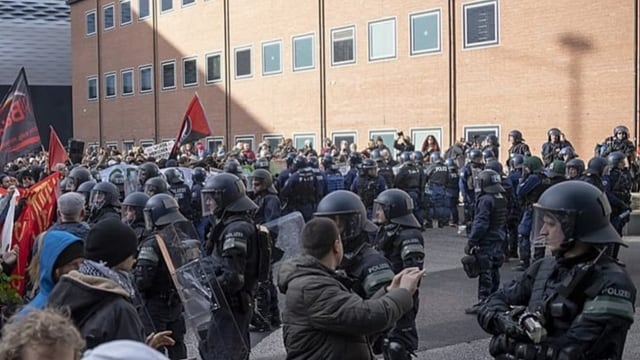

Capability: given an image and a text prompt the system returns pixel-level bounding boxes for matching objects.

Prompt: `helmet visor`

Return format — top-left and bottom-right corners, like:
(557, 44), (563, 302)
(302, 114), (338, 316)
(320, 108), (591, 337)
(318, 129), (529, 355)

(372, 202), (387, 225)
(144, 184), (158, 197)
(143, 208), (154, 230)
(66, 177), (77, 191)
(201, 191), (219, 217)
(90, 190), (106, 210)
(122, 205), (137, 225)
(531, 206), (576, 253)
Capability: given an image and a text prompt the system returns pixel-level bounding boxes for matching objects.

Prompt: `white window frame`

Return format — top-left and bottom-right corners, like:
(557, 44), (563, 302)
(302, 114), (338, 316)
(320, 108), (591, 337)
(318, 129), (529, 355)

(292, 33), (315, 71)
(368, 17), (397, 62)
(105, 141), (119, 151)
(331, 25), (356, 66)
(87, 75), (98, 101)
(262, 39), (283, 76)
(234, 45), (253, 80)
(293, 133), (316, 151)
(120, 68), (134, 96)
(409, 9), (442, 56)
(410, 127), (443, 151)
(85, 10), (97, 36)
(331, 131), (358, 149)
(234, 135), (255, 150)
(205, 51), (223, 84)
(122, 140), (135, 152)
(207, 136), (225, 153)
(138, 0), (150, 20)
(120, 0), (132, 26)
(103, 3), (115, 31)
(139, 64), (153, 93)
(104, 72), (117, 99)
(139, 139), (155, 148)
(182, 0), (196, 8)
(369, 129), (397, 157)
(463, 125), (501, 145)
(161, 60), (176, 90)
(262, 134), (284, 153)
(463, 0), (500, 49)
(160, 0), (173, 13)
(182, 56), (198, 87)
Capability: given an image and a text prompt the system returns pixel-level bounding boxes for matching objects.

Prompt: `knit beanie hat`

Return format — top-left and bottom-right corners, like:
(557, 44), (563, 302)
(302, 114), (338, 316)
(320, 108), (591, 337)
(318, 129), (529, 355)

(54, 241), (85, 270)
(85, 219), (138, 267)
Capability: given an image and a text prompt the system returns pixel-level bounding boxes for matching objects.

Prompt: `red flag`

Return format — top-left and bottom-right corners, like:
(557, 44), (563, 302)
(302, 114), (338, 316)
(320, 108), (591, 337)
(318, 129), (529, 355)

(48, 126), (69, 171)
(170, 94), (212, 159)
(0, 67), (42, 166)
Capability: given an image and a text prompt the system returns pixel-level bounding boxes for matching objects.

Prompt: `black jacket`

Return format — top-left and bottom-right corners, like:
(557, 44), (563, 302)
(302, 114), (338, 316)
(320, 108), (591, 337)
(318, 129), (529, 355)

(47, 270), (145, 350)
(278, 254), (413, 360)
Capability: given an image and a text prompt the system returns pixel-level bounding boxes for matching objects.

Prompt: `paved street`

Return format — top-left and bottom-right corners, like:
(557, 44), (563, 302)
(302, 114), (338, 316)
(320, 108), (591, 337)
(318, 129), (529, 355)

(248, 227), (640, 360)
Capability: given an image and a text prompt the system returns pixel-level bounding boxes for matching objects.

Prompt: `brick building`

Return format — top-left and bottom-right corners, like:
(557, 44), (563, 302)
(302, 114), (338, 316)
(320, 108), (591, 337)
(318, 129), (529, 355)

(67, 0), (640, 161)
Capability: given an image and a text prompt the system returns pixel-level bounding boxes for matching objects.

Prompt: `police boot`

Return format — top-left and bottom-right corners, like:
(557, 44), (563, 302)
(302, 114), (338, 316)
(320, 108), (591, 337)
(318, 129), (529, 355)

(383, 339), (412, 360)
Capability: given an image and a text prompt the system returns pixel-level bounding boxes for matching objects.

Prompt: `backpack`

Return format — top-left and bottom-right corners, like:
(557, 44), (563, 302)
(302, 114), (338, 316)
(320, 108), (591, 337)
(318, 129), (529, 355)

(466, 166), (482, 191)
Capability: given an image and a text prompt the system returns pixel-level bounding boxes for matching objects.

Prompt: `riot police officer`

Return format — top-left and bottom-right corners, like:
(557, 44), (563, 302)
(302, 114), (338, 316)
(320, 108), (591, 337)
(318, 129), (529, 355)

(276, 152), (297, 191)
(321, 154), (345, 194)
(483, 134), (500, 161)
(66, 166), (92, 192)
(579, 156), (607, 191)
(603, 151), (633, 236)
(565, 158), (585, 180)
(351, 158), (387, 220)
(281, 156), (320, 221)
(121, 191), (150, 244)
(137, 162), (160, 192)
(254, 157), (270, 171)
(506, 155), (525, 259)
(544, 160), (567, 187)
(394, 152), (425, 228)
(201, 173), (261, 359)
(87, 181), (121, 225)
(464, 169), (507, 315)
(135, 193), (195, 359)
(373, 189), (425, 360)
(485, 160), (516, 260)
(599, 125), (636, 160)
(558, 147), (578, 162)
(144, 176), (170, 197)
(108, 171), (126, 202)
(344, 151), (362, 190)
(223, 158), (247, 186)
(459, 149), (485, 233)
(507, 130), (531, 162)
(165, 167), (192, 220)
(541, 128), (572, 167)
(76, 180), (97, 215)
(308, 155), (326, 200)
(477, 181), (636, 360)
(191, 167), (208, 242)
(372, 148), (395, 189)
(444, 158), (460, 226)
(425, 152), (449, 228)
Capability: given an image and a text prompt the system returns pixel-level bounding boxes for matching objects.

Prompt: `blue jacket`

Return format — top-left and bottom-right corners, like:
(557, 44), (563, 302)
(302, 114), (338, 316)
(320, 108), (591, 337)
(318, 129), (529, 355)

(21, 231), (82, 314)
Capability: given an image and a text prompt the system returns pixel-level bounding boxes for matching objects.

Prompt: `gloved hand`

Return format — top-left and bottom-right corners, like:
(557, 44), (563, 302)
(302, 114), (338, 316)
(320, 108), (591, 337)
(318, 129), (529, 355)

(464, 243), (478, 255)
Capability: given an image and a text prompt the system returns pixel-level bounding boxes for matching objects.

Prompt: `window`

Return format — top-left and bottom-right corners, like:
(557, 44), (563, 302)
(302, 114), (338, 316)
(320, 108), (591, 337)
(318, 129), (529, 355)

(183, 57), (198, 87)
(139, 65), (153, 93)
(120, 0), (131, 25)
(410, 10), (441, 55)
(87, 76), (98, 101)
(105, 72), (116, 98)
(139, 139), (154, 148)
(411, 128), (442, 151)
(86, 10), (96, 35)
(234, 136), (254, 151)
(103, 4), (115, 31)
(464, 125), (500, 146)
(292, 34), (314, 71)
(369, 130), (396, 157)
(294, 133), (316, 151)
(161, 61), (176, 89)
(235, 46), (252, 79)
(160, 0), (173, 12)
(332, 132), (357, 149)
(368, 18), (396, 61)
(123, 141), (135, 152)
(262, 134), (283, 154)
(121, 69), (134, 95)
(331, 26), (355, 65)
(139, 0), (150, 19)
(463, 0), (499, 49)
(207, 137), (224, 153)
(262, 40), (282, 75)
(182, 0), (195, 6)
(206, 52), (222, 83)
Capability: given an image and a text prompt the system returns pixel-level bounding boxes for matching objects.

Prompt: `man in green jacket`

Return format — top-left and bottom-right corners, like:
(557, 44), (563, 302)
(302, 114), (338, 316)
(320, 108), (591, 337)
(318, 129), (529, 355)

(278, 217), (424, 360)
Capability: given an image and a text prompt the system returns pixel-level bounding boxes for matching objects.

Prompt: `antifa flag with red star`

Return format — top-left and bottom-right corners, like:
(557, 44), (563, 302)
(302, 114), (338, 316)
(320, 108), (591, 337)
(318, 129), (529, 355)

(169, 94), (212, 159)
(0, 68), (42, 166)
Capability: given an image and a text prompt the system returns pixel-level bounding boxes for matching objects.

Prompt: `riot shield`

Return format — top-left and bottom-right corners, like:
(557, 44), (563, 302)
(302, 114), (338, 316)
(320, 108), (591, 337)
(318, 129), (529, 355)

(155, 224), (249, 360)
(263, 211), (305, 264)
(160, 166), (194, 188)
(99, 164), (138, 196)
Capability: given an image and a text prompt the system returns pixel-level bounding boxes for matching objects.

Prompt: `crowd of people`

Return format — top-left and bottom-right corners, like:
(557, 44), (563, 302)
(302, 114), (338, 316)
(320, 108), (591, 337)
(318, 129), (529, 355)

(0, 125), (637, 359)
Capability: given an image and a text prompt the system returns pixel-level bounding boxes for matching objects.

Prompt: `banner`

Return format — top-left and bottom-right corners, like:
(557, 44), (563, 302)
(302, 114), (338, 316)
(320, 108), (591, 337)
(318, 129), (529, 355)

(0, 189), (19, 254)
(170, 94), (212, 159)
(2, 173), (60, 294)
(0, 68), (42, 166)
(48, 126), (69, 171)
(144, 140), (175, 160)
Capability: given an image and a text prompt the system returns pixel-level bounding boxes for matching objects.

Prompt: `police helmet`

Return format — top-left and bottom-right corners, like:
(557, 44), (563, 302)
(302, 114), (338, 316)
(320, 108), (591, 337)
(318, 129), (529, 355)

(485, 134), (499, 146)
(255, 157), (270, 170)
(285, 152), (298, 167)
(373, 189), (421, 228)
(223, 159), (243, 175)
(523, 156), (544, 173)
(413, 151), (424, 163)
(76, 180), (97, 207)
(293, 155), (307, 171)
(251, 169), (277, 194)
(484, 160), (504, 175)
(475, 169), (505, 194)
(482, 149), (496, 161)
(532, 181), (624, 251)
(545, 160), (566, 179)
(144, 176), (169, 196)
(558, 147), (576, 160)
(429, 151), (442, 164)
(370, 149), (381, 160)
(165, 168), (185, 185)
(67, 167), (92, 191)
(314, 190), (377, 243)
(607, 151), (626, 168)
(201, 173), (257, 217)
(322, 155), (335, 170)
(138, 162), (160, 186)
(90, 169), (102, 183)
(468, 149), (483, 164)
(445, 158), (458, 171)
(192, 167), (207, 183)
(90, 181), (120, 211)
(586, 157), (608, 176)
(108, 171), (126, 201)
(509, 154), (525, 170)
(565, 158), (585, 179)
(614, 125), (629, 137)
(308, 156), (319, 169)
(59, 177), (70, 194)
(399, 152), (412, 164)
(143, 193), (187, 230)
(349, 152), (362, 166)
(547, 128), (561, 138)
(122, 191), (150, 225)
(508, 130), (523, 142)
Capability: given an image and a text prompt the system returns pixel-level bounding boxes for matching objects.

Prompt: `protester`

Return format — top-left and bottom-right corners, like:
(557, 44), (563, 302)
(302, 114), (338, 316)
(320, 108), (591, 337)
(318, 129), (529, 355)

(278, 217), (424, 360)
(0, 308), (85, 360)
(50, 192), (91, 240)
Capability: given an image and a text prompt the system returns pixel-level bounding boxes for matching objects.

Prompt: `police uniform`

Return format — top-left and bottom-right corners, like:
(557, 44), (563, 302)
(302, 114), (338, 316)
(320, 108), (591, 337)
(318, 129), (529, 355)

(516, 162), (551, 268)
(425, 161), (449, 227)
(444, 161), (460, 226)
(394, 162), (424, 227)
(604, 166), (633, 235)
(281, 166), (320, 221)
(459, 159), (484, 233)
(351, 172), (387, 220)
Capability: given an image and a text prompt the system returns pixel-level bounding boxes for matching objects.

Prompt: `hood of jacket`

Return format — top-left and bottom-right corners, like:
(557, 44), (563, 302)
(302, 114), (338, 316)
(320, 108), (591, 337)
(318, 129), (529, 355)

(49, 221), (91, 240)
(277, 254), (334, 294)
(25, 231), (82, 312)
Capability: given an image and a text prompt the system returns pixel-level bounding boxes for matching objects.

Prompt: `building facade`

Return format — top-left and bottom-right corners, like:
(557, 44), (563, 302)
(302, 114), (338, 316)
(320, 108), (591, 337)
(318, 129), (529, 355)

(68, 0), (640, 161)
